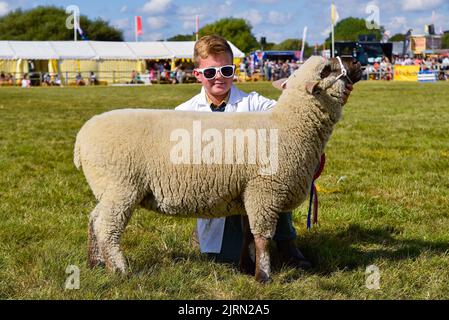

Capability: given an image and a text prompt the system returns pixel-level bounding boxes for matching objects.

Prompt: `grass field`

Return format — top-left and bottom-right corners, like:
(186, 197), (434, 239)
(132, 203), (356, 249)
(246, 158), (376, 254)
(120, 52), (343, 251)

(0, 81), (448, 299)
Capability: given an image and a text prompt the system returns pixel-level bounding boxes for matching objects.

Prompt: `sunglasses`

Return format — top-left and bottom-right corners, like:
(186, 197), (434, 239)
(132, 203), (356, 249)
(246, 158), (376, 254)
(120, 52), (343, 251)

(195, 65), (235, 80)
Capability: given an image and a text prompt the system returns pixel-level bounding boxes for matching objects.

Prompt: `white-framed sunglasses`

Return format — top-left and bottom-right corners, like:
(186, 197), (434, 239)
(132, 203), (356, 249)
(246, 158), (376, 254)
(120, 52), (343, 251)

(195, 65), (236, 80)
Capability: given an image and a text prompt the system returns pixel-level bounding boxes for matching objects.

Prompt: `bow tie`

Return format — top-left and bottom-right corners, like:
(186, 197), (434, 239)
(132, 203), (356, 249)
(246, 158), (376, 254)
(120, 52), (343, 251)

(210, 102), (226, 112)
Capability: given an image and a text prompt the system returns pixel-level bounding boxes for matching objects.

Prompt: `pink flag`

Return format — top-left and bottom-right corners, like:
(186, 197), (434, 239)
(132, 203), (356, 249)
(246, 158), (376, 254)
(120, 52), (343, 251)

(135, 16), (143, 37)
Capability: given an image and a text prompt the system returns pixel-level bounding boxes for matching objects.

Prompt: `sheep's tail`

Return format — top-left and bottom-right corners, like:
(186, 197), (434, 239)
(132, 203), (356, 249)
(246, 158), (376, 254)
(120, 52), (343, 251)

(73, 134), (82, 170)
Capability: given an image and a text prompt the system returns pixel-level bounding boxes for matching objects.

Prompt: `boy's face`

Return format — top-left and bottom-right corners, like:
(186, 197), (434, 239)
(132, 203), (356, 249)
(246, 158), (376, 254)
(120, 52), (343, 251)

(194, 53), (234, 99)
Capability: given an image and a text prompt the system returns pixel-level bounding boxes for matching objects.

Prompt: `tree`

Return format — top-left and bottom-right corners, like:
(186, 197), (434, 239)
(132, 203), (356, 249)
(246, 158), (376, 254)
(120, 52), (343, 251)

(0, 6), (123, 41)
(271, 38), (314, 58)
(442, 33), (449, 49)
(389, 33), (406, 42)
(199, 18), (259, 53)
(325, 17), (384, 46)
(167, 34), (195, 41)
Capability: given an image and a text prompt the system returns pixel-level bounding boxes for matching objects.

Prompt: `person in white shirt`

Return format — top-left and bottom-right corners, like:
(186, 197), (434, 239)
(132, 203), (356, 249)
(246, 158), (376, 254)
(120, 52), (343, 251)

(175, 35), (311, 270)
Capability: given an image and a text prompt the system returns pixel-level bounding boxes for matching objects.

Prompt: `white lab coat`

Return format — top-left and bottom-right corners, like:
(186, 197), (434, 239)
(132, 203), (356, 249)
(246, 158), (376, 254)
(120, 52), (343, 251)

(175, 85), (276, 253)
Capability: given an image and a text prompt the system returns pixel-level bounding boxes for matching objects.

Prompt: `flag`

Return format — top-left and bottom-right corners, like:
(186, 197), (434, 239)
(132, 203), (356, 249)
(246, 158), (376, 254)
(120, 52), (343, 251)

(331, 2), (339, 25)
(135, 16), (143, 37)
(74, 15), (87, 40)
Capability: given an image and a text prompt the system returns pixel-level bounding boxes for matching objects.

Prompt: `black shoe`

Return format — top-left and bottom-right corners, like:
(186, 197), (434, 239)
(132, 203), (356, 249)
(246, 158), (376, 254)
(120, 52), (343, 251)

(276, 239), (312, 270)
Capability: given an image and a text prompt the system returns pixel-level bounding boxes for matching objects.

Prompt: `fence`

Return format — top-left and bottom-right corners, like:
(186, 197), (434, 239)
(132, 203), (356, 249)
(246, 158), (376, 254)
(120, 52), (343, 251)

(1, 66), (448, 87)
(0, 70), (198, 87)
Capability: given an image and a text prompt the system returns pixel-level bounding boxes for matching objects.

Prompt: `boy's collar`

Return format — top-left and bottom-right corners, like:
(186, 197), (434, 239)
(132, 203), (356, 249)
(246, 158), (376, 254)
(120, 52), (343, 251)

(200, 85), (243, 106)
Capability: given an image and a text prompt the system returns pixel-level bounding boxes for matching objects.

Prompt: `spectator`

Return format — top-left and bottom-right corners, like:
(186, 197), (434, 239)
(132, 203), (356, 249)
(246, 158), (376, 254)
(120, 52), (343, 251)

(21, 73), (31, 88)
(175, 65), (184, 84)
(130, 70), (138, 84)
(88, 71), (98, 85)
(5, 73), (14, 85)
(42, 72), (52, 86)
(53, 74), (62, 86)
(75, 72), (85, 86)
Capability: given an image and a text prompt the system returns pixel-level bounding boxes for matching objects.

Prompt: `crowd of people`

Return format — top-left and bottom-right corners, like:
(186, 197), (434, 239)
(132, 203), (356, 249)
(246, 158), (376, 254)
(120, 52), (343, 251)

(363, 55), (449, 81)
(239, 58), (301, 81)
(2, 54), (449, 87)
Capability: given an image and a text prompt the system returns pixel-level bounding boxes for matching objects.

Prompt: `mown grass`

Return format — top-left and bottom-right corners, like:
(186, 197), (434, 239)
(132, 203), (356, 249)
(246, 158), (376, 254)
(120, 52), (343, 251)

(0, 81), (448, 299)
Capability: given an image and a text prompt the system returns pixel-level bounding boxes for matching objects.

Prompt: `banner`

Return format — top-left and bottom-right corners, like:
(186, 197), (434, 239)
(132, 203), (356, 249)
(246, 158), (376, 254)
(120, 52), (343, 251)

(394, 65), (419, 81)
(135, 16), (143, 40)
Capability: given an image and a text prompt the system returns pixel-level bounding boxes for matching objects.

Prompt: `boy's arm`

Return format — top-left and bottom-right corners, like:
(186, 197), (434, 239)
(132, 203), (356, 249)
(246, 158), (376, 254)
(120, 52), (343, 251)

(249, 92), (277, 112)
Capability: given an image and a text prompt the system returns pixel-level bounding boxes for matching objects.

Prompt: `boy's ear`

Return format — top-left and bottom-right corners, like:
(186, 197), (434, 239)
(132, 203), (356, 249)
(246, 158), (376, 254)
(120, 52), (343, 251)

(193, 69), (201, 82)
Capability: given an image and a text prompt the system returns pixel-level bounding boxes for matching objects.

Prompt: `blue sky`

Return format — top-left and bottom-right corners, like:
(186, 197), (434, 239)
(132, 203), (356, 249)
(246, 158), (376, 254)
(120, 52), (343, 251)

(0, 0), (448, 45)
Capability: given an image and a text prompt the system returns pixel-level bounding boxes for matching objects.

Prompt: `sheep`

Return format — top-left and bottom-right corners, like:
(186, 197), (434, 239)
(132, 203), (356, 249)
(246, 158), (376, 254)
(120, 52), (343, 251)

(74, 56), (362, 282)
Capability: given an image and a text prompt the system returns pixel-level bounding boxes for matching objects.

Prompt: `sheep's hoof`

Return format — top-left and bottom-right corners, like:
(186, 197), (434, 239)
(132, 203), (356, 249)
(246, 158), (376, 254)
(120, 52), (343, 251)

(88, 258), (105, 269)
(255, 271), (271, 284)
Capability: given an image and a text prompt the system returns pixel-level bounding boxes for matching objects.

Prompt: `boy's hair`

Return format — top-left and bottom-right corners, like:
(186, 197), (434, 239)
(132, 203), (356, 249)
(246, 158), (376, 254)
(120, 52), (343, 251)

(194, 35), (234, 67)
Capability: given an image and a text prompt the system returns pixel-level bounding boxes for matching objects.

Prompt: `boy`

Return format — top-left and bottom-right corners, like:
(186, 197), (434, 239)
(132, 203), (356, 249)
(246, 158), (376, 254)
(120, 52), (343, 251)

(176, 35), (311, 269)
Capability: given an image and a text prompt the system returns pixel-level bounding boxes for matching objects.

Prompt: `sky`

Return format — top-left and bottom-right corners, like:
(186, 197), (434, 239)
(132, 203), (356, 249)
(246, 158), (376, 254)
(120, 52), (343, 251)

(0, 0), (448, 45)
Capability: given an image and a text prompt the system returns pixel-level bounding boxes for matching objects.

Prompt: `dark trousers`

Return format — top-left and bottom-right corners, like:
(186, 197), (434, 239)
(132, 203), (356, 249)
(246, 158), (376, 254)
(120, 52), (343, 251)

(207, 212), (297, 264)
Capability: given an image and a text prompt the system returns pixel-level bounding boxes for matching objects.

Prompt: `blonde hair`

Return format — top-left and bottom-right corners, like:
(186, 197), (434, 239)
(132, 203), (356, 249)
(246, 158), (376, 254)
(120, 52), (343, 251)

(194, 35), (233, 67)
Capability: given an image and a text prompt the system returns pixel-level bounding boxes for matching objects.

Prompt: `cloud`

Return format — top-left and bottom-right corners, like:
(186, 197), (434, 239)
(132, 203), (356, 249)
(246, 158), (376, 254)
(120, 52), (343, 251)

(120, 5), (128, 13)
(385, 16), (408, 34)
(267, 10), (292, 26)
(142, 0), (172, 14)
(249, 0), (277, 3)
(0, 1), (10, 16)
(142, 32), (165, 41)
(402, 0), (444, 11)
(147, 16), (168, 29)
(238, 9), (263, 26)
(111, 18), (129, 30)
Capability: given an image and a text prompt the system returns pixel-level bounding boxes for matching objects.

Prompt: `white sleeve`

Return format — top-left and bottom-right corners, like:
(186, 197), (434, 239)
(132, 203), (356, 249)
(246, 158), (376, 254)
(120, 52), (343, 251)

(175, 96), (196, 111)
(249, 91), (277, 112)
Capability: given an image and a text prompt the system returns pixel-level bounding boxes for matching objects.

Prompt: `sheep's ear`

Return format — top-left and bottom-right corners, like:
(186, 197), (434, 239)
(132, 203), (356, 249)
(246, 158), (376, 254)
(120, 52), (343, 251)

(272, 78), (288, 90)
(306, 81), (320, 95)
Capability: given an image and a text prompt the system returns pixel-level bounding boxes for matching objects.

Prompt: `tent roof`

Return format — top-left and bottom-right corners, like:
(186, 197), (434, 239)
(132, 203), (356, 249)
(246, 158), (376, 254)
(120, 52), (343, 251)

(0, 40), (246, 60)
(6, 41), (58, 60)
(88, 41), (136, 60)
(49, 41), (97, 60)
(162, 41), (195, 59)
(0, 41), (15, 59)
(126, 42), (173, 59)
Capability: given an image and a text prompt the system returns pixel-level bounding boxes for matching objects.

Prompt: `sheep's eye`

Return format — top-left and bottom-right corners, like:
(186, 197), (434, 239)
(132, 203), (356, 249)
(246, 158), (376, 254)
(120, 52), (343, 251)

(320, 65), (331, 79)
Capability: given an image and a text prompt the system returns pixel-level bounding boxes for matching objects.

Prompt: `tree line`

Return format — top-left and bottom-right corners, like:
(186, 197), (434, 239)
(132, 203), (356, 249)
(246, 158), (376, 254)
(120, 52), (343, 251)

(1, 6), (447, 55)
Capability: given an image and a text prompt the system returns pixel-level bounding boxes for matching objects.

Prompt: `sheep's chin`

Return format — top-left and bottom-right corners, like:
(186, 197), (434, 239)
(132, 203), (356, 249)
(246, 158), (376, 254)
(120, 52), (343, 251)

(327, 85), (346, 105)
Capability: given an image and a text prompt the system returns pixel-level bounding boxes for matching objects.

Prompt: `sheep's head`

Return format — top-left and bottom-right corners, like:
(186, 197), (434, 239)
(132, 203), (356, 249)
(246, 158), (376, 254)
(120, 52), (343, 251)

(275, 56), (362, 106)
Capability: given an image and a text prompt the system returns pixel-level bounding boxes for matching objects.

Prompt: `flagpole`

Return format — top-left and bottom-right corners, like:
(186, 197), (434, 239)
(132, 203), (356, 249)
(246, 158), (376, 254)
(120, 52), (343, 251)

(135, 16), (138, 42)
(331, 1), (335, 57)
(74, 12), (77, 42)
(331, 22), (334, 57)
(300, 26), (307, 62)
(195, 15), (199, 41)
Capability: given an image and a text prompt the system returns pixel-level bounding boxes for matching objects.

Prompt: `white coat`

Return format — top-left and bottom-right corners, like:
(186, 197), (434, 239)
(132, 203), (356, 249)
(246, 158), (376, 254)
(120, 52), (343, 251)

(175, 84), (276, 253)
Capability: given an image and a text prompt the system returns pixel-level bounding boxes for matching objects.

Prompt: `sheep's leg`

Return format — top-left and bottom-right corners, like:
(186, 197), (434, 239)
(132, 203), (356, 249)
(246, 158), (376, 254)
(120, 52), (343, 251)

(88, 205), (104, 268)
(244, 192), (278, 283)
(254, 235), (271, 283)
(95, 190), (140, 274)
(239, 215), (255, 276)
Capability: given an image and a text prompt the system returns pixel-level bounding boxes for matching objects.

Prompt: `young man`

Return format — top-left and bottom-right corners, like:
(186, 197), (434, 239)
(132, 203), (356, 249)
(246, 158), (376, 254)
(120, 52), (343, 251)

(175, 35), (311, 269)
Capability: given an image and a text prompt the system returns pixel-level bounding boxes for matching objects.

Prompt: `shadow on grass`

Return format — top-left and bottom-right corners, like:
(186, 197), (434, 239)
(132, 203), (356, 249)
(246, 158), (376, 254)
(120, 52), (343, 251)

(297, 223), (449, 276)
(126, 223), (449, 281)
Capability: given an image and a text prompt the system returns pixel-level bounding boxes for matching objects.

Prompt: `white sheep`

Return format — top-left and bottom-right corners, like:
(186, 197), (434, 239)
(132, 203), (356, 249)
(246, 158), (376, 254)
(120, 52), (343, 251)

(74, 56), (362, 282)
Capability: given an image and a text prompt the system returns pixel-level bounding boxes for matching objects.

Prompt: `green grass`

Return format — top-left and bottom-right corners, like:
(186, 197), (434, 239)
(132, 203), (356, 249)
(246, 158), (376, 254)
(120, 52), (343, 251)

(0, 81), (448, 299)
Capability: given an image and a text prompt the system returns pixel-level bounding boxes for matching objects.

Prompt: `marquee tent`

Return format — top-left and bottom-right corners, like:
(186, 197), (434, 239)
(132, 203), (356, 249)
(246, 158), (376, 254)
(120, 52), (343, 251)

(0, 40), (245, 84)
